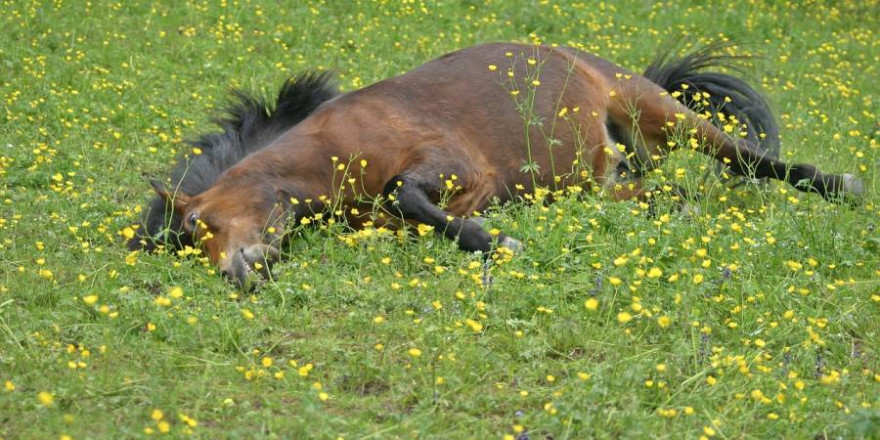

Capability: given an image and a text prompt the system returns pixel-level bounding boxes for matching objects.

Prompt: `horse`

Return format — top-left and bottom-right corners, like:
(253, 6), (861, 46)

(128, 72), (338, 252)
(143, 41), (864, 288)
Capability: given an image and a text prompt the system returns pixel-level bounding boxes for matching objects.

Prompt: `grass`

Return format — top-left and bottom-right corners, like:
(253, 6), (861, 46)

(2, 0), (880, 438)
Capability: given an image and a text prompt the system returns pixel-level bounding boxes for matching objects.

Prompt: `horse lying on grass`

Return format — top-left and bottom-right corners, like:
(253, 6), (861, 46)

(130, 42), (864, 288)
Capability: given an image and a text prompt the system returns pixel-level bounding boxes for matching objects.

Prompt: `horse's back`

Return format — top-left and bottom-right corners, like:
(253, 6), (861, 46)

(367, 44), (620, 193)
(281, 43), (634, 213)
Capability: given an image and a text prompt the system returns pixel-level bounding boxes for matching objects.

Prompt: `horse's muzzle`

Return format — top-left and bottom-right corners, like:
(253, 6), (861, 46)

(220, 244), (280, 289)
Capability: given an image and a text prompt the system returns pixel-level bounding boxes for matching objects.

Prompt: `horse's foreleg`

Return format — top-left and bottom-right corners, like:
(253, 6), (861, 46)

(383, 175), (523, 253)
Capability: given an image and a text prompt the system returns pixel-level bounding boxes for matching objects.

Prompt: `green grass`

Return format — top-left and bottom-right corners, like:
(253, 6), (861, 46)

(2, 0), (880, 438)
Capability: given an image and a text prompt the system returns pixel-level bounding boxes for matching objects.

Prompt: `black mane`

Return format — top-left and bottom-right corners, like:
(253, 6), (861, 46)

(129, 71), (338, 251)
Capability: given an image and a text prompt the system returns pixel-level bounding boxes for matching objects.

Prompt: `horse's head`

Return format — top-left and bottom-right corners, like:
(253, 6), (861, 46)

(151, 178), (287, 289)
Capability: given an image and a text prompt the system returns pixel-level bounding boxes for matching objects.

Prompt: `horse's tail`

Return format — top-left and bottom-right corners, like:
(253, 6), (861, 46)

(643, 40), (779, 159)
(128, 72), (338, 252)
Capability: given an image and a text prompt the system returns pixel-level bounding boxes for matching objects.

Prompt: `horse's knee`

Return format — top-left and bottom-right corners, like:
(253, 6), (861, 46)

(383, 176), (425, 217)
(382, 175), (523, 254)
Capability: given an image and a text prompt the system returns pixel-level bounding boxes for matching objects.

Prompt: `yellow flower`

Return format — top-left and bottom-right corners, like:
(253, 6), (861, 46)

(617, 312), (632, 323)
(82, 295), (98, 306)
(657, 316), (670, 328)
(151, 409), (164, 421)
(488, 64), (497, 71)
(38, 391), (54, 406)
(179, 413), (198, 428)
(408, 348), (422, 357)
(647, 267), (663, 278)
(584, 298), (599, 311)
(464, 319), (483, 333)
(262, 357), (273, 367)
(157, 420), (170, 433)
(241, 309), (255, 320)
(169, 287), (183, 299)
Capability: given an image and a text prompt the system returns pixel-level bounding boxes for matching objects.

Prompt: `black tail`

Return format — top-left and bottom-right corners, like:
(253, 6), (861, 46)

(643, 40), (780, 159)
(128, 72), (338, 252)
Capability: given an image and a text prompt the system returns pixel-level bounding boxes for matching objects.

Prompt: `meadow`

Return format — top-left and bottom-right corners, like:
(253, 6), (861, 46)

(2, 0), (880, 438)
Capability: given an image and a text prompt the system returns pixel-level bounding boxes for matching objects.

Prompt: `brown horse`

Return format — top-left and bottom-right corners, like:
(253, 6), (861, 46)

(147, 42), (863, 287)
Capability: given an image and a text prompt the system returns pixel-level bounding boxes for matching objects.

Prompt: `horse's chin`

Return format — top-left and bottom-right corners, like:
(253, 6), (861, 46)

(221, 244), (280, 289)
(242, 243), (280, 280)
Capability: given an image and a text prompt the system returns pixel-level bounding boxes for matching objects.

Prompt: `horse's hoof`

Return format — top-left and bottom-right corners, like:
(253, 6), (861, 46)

(841, 174), (865, 199)
(679, 202), (701, 217)
(499, 236), (525, 253)
(828, 173), (866, 206)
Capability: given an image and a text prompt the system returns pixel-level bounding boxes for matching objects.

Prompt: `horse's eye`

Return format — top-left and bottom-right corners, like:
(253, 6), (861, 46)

(188, 213), (199, 229)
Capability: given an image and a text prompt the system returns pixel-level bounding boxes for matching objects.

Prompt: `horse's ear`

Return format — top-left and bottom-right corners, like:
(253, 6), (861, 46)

(151, 179), (191, 213)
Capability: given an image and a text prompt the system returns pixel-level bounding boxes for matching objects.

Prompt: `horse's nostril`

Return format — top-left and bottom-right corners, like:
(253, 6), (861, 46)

(220, 268), (234, 280)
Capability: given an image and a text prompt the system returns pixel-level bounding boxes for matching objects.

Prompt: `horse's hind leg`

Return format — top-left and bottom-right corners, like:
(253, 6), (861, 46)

(613, 86), (864, 204)
(383, 175), (523, 253)
(692, 118), (864, 203)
